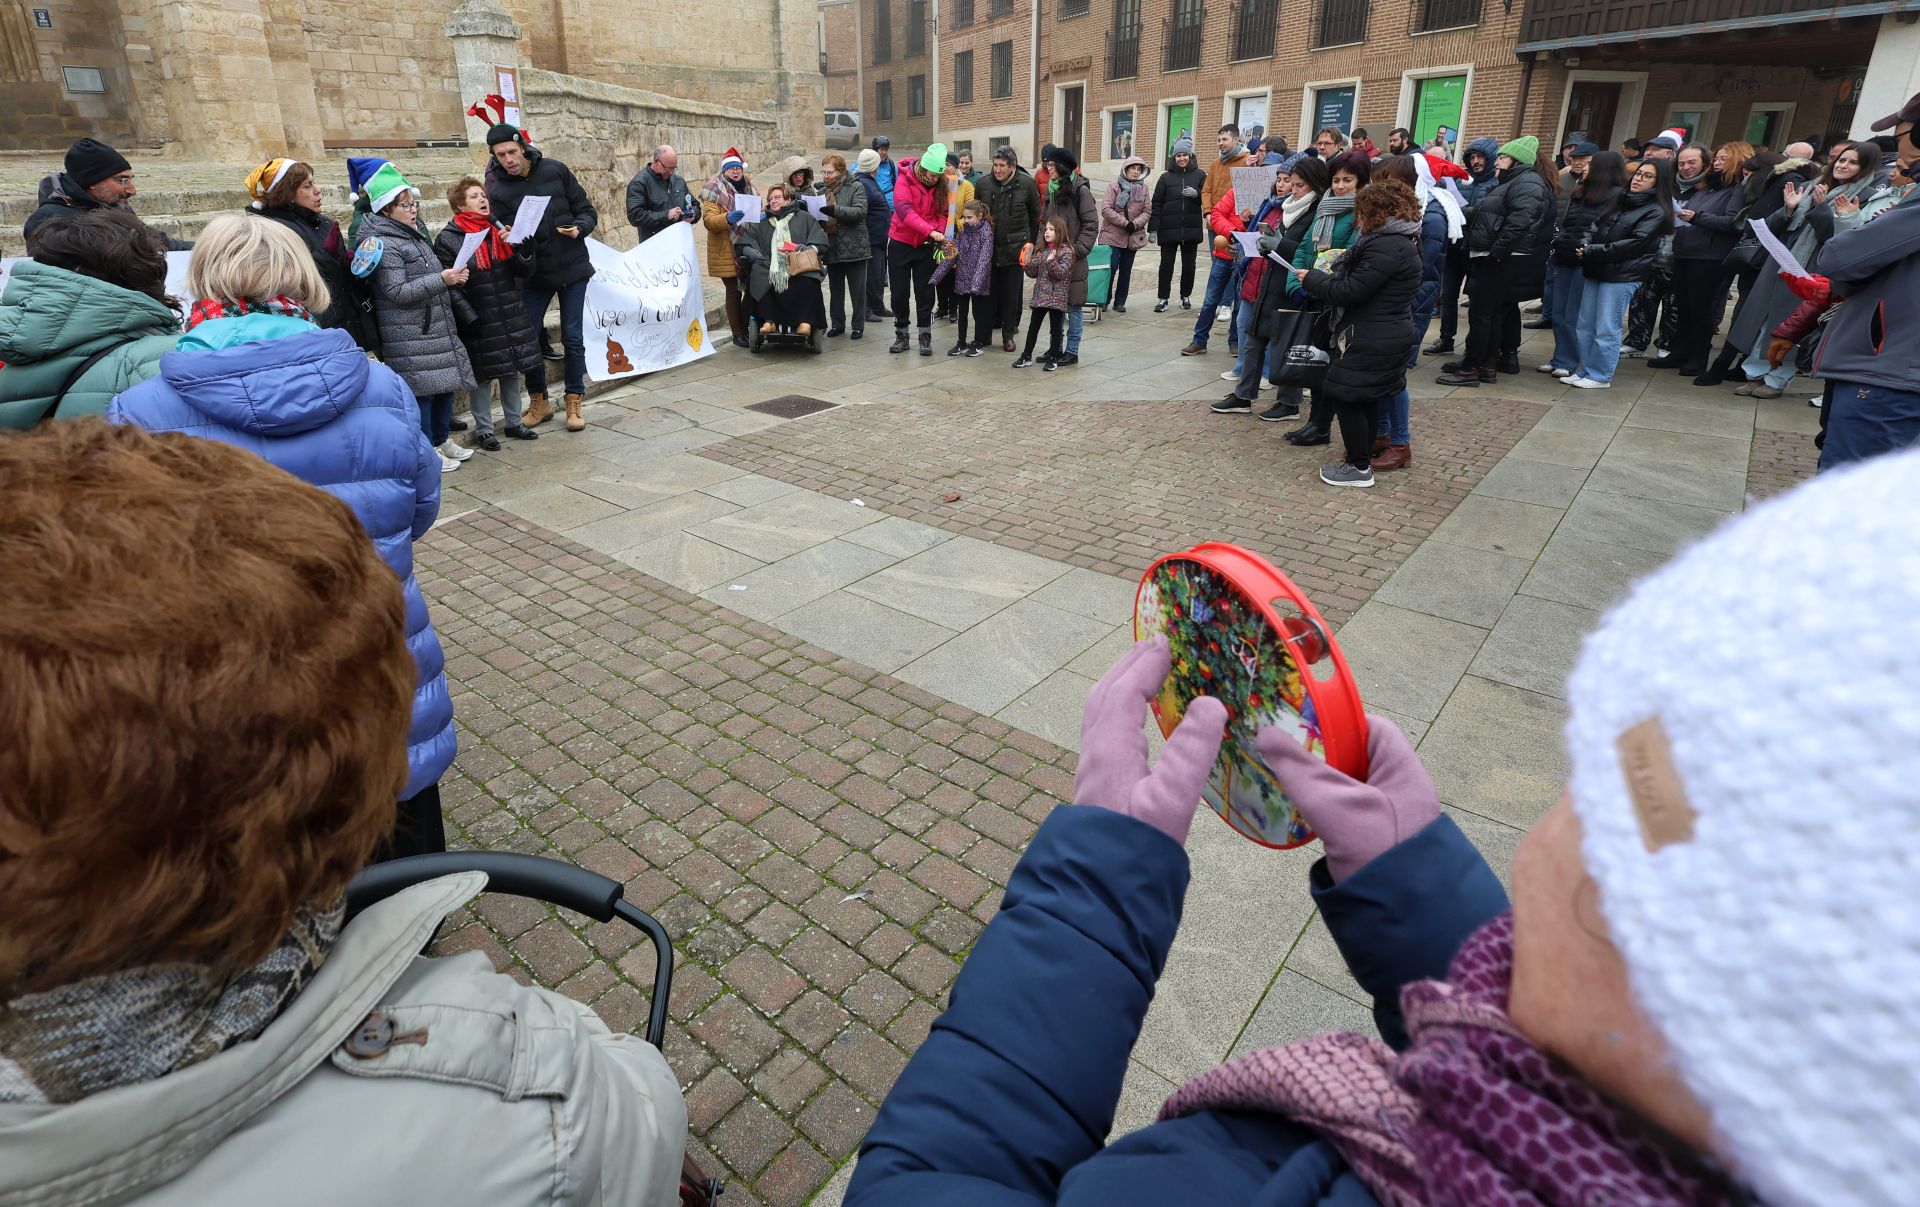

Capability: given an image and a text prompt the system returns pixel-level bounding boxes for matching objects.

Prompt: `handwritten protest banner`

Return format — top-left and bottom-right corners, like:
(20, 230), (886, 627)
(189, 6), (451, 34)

(1229, 165), (1277, 210)
(581, 224), (713, 381)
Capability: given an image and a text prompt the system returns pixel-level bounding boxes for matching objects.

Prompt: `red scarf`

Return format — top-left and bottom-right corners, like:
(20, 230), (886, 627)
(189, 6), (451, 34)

(452, 209), (512, 271)
(184, 295), (313, 332)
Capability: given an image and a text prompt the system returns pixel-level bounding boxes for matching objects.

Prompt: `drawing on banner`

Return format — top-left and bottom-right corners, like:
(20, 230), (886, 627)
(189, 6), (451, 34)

(1229, 165), (1277, 209)
(580, 224), (712, 381)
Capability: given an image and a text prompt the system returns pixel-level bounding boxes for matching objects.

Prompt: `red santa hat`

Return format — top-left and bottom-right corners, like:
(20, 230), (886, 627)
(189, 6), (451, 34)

(721, 148), (745, 171)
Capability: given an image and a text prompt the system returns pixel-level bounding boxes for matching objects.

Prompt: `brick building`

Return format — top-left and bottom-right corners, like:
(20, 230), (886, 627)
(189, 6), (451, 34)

(821, 0), (862, 111)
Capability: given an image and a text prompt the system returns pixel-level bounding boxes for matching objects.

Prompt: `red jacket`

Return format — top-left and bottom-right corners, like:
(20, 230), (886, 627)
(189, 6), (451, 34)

(1207, 189), (1245, 262)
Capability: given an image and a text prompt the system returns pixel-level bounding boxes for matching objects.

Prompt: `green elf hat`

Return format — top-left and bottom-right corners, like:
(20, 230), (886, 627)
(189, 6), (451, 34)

(358, 160), (418, 213)
(918, 143), (949, 174)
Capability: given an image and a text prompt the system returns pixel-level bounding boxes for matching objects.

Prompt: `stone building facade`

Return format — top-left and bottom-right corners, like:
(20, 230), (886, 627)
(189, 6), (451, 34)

(1, 0), (823, 161)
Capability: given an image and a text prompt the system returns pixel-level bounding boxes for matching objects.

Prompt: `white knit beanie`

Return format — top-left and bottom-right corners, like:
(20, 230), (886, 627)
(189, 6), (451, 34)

(1563, 448), (1920, 1206)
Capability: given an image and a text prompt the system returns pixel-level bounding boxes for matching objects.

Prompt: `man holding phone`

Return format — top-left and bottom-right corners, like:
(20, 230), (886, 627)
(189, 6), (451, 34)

(485, 124), (599, 432)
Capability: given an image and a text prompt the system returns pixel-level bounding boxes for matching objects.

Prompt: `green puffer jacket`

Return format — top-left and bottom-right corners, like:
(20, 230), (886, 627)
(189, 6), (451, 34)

(0, 260), (180, 428)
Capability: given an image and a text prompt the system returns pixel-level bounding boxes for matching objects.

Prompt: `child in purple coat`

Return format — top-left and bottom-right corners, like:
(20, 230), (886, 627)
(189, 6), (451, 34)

(1014, 215), (1075, 370)
(934, 199), (996, 356)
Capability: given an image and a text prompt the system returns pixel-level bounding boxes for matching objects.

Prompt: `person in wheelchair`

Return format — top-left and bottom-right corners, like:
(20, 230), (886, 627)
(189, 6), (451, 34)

(738, 182), (829, 342)
(0, 420), (687, 1205)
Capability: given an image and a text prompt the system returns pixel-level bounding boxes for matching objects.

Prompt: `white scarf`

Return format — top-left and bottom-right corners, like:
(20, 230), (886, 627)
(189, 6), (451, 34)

(1280, 190), (1316, 230)
(1415, 155), (1466, 242)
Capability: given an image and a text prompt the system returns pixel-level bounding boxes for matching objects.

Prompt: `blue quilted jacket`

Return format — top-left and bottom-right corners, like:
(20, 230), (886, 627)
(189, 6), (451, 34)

(107, 315), (456, 798)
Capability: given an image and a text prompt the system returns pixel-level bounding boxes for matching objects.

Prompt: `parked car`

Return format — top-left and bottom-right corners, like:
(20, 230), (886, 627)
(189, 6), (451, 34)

(825, 109), (861, 150)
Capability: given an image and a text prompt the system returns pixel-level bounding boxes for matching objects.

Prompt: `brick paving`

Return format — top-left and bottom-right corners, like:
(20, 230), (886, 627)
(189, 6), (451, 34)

(699, 393), (1547, 625)
(418, 508), (1082, 1207)
(1747, 425), (1821, 501)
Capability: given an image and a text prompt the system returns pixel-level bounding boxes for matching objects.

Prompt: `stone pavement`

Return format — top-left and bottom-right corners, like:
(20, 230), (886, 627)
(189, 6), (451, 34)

(417, 295), (1819, 1205)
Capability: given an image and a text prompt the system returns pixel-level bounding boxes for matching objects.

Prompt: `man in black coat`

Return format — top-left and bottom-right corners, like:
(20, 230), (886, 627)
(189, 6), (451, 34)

(483, 124), (599, 431)
(23, 138), (190, 250)
(625, 145), (698, 244)
(977, 146), (1042, 351)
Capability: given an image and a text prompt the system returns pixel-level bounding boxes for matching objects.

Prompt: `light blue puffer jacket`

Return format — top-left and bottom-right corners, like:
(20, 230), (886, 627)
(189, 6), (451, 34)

(107, 314), (456, 797)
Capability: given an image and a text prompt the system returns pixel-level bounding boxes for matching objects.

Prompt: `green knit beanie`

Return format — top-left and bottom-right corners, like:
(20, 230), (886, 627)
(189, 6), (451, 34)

(918, 143), (949, 174)
(1497, 136), (1539, 165)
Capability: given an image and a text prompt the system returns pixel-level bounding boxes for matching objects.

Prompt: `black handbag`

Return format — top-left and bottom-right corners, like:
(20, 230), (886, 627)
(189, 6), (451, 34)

(1723, 236), (1767, 276)
(1269, 306), (1333, 389)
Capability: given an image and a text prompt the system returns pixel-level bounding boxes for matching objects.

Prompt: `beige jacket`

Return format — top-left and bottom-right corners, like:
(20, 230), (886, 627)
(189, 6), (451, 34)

(0, 873), (685, 1207)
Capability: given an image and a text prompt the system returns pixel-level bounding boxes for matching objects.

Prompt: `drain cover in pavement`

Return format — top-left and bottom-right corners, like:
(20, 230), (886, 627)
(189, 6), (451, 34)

(747, 394), (838, 419)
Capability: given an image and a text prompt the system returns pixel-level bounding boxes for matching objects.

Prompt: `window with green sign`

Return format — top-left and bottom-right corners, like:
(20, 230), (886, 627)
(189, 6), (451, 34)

(1412, 75), (1465, 146)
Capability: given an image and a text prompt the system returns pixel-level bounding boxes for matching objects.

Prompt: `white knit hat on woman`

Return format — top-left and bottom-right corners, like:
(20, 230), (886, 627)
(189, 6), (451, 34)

(1563, 447), (1920, 1206)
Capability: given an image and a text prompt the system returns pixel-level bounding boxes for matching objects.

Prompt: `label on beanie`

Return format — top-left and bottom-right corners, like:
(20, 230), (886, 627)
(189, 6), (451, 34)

(1617, 716), (1695, 853)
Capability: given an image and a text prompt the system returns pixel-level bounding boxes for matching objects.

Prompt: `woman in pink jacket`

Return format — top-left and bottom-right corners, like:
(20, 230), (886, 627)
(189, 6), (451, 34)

(1097, 155), (1152, 313)
(886, 143), (955, 356)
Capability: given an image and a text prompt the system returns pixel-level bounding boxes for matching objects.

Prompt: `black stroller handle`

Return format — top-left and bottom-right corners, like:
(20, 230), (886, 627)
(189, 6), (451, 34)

(346, 852), (674, 1048)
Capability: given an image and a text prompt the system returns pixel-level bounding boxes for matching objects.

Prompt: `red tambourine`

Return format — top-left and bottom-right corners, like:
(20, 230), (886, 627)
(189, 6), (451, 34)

(1132, 542), (1368, 848)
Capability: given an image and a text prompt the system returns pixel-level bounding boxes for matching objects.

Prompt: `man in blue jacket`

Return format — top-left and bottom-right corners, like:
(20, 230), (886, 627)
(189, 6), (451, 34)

(1812, 90), (1920, 471)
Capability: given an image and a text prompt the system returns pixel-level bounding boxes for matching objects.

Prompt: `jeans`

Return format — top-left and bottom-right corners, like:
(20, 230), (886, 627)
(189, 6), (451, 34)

(1190, 257), (1237, 348)
(1233, 298), (1278, 382)
(1540, 258), (1558, 324)
(1574, 279), (1640, 384)
(1110, 246), (1137, 308)
(1436, 243), (1468, 341)
(1065, 304), (1084, 355)
(521, 278), (589, 396)
(867, 243), (889, 312)
(1741, 331), (1797, 390)
(1374, 388), (1411, 446)
(1546, 267), (1586, 371)
(1157, 240), (1198, 300)
(469, 376), (524, 435)
(828, 259), (869, 335)
(1818, 382), (1920, 472)
(888, 241), (936, 331)
(418, 391), (453, 446)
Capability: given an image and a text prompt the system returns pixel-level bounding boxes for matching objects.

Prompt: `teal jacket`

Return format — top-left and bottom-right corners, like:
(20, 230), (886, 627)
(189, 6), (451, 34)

(1284, 208), (1357, 301)
(0, 261), (180, 428)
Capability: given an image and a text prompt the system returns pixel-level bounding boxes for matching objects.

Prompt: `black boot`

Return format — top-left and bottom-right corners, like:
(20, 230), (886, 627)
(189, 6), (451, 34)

(918, 330), (933, 356)
(1497, 351), (1521, 376)
(1285, 421), (1331, 446)
(889, 330), (911, 354)
(1423, 337), (1455, 355)
(1693, 343), (1741, 386)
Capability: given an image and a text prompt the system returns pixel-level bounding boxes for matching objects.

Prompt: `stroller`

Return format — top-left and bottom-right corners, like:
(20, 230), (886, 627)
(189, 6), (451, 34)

(348, 851), (725, 1206)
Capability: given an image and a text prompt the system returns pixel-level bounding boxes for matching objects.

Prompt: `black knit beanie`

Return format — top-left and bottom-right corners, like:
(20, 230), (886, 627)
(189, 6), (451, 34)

(485, 123), (524, 148)
(65, 138), (131, 188)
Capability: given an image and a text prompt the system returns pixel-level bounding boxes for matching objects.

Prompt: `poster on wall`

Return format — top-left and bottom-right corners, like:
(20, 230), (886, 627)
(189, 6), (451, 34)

(1166, 103), (1195, 157)
(1412, 75), (1465, 146)
(581, 224), (713, 382)
(1110, 109), (1136, 160)
(1669, 109), (1711, 143)
(1234, 95), (1269, 137)
(1314, 87), (1356, 138)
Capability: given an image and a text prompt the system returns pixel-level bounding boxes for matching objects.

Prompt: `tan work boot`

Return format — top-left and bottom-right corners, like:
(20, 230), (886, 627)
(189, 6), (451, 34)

(564, 393), (585, 432)
(523, 390), (552, 427)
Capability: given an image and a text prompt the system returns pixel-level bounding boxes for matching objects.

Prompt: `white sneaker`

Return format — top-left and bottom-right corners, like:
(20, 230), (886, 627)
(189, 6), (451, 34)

(1567, 376), (1610, 390)
(1220, 369), (1240, 380)
(440, 440), (473, 462)
(1807, 395), (1823, 408)
(438, 450), (461, 473)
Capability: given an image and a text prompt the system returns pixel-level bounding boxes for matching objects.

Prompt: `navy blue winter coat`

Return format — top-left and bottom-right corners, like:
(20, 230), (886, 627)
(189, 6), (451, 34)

(108, 319), (456, 799)
(856, 172), (892, 247)
(848, 804), (1510, 1206)
(1408, 197), (1451, 362)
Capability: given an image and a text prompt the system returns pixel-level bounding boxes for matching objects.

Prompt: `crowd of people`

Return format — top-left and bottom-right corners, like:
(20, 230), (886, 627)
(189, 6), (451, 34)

(1, 97), (1919, 1206)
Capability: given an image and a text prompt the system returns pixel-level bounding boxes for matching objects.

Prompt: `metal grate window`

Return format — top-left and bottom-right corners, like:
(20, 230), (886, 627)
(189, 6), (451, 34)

(1312, 0), (1365, 47)
(1230, 0), (1277, 60)
(906, 0), (926, 54)
(876, 78), (893, 119)
(990, 40), (1013, 98)
(1418, 0), (1481, 30)
(1162, 0), (1204, 72)
(954, 50), (974, 103)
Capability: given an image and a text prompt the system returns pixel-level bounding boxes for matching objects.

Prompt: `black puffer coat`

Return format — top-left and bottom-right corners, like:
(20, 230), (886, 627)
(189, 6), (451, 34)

(1149, 158), (1208, 244)
(1252, 201), (1320, 340)
(1466, 164), (1554, 300)
(1299, 221), (1423, 404)
(1579, 190), (1670, 285)
(484, 148), (598, 290)
(433, 220), (542, 382)
(978, 167), (1042, 268)
(246, 205), (375, 350)
(1549, 187), (1616, 266)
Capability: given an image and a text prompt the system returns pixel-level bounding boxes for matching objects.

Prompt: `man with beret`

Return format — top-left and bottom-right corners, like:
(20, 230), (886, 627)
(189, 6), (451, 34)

(23, 138), (188, 249)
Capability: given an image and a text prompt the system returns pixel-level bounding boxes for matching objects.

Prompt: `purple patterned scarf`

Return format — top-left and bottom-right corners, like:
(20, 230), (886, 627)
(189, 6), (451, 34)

(1159, 915), (1736, 1206)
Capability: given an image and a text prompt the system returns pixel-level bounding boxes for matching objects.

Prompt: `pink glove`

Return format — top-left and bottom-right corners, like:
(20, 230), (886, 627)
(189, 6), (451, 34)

(1252, 718), (1439, 883)
(1073, 638), (1228, 846)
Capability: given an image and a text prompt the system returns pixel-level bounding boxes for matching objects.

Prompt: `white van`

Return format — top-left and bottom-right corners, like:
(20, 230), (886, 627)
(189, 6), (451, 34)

(825, 109), (861, 150)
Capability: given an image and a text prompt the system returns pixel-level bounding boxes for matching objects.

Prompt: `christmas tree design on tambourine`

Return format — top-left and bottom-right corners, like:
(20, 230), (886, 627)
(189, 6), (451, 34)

(1133, 543), (1368, 848)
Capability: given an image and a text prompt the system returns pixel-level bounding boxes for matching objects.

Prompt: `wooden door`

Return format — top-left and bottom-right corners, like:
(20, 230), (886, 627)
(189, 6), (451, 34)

(1564, 81), (1621, 147)
(1063, 86), (1085, 164)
